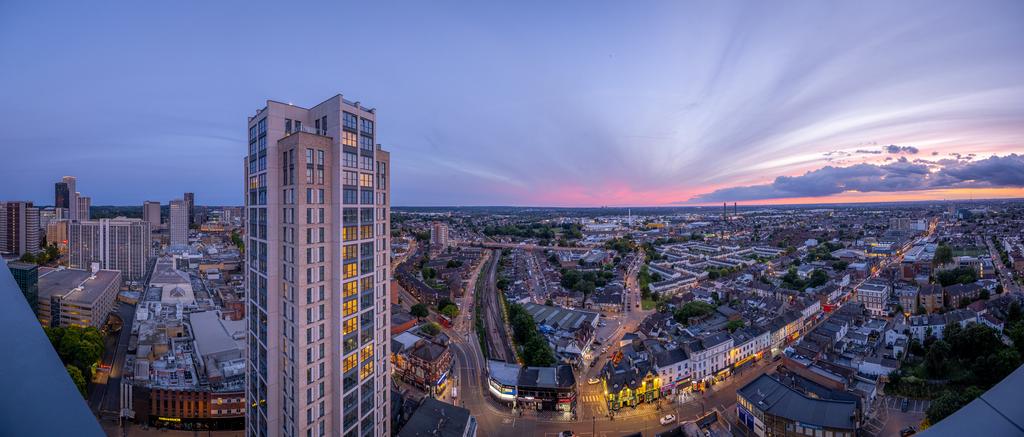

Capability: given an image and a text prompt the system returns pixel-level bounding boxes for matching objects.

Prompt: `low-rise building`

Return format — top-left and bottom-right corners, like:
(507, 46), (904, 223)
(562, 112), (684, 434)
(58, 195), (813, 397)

(856, 281), (890, 317)
(391, 331), (454, 398)
(37, 265), (120, 328)
(396, 397), (477, 437)
(736, 374), (859, 437)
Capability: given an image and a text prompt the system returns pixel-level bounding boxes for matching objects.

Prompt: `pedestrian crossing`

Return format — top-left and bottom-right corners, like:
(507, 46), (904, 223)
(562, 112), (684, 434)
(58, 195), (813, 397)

(581, 394), (604, 403)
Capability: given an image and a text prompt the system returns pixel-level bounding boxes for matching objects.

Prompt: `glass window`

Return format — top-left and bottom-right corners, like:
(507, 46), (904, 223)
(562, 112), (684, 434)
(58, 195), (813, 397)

(344, 171), (358, 186)
(360, 118), (373, 136)
(343, 112), (358, 130)
(343, 152), (358, 168)
(343, 189), (357, 205)
(359, 135), (373, 151)
(343, 131), (357, 148)
(360, 156), (373, 171)
(359, 173), (373, 188)
(343, 281), (357, 298)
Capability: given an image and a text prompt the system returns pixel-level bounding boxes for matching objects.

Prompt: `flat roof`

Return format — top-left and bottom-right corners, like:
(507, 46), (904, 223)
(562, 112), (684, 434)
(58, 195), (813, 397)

(38, 267), (120, 304)
(396, 398), (472, 437)
(190, 310), (242, 358)
(524, 302), (599, 331)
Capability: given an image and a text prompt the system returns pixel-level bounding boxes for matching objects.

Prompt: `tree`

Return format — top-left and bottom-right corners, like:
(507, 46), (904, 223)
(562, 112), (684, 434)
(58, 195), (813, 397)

(674, 301), (716, 325)
(544, 298), (554, 306)
(933, 244), (954, 266)
(726, 320), (746, 333)
(66, 365), (87, 397)
(924, 340), (951, 378)
(808, 269), (829, 288)
(927, 387), (983, 424)
(445, 259), (463, 269)
(440, 304), (460, 319)
(410, 304), (429, 319)
(421, 322), (441, 336)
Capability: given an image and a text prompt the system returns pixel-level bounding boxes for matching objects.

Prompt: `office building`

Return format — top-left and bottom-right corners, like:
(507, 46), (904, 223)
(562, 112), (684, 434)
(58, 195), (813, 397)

(37, 264), (121, 328)
(77, 195), (91, 221)
(169, 199), (188, 248)
(7, 261), (39, 314)
(47, 220), (69, 253)
(429, 222), (449, 254)
(54, 180), (70, 219)
(68, 218), (152, 283)
(244, 95), (391, 437)
(0, 201), (41, 256)
(143, 201), (161, 228)
(59, 176), (78, 221)
(184, 192), (195, 227)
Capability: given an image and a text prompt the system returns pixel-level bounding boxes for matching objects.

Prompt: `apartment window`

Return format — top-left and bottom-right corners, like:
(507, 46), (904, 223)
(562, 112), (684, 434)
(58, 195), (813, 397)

(360, 118), (373, 136)
(359, 173), (373, 188)
(343, 112), (358, 130)
(343, 281), (357, 298)
(285, 119), (293, 134)
(343, 131), (357, 148)
(344, 171), (358, 186)
(343, 225), (357, 241)
(343, 209), (358, 225)
(360, 156), (373, 171)
(359, 135), (373, 151)
(343, 152), (358, 168)
(343, 188), (357, 205)
(360, 190), (373, 205)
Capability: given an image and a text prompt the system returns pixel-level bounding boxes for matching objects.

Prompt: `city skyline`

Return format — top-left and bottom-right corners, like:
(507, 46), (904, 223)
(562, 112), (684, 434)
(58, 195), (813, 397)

(2, 1), (1024, 207)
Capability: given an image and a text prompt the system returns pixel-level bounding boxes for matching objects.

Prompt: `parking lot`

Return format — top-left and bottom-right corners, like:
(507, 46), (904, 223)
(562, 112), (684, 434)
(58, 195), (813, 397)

(884, 396), (930, 413)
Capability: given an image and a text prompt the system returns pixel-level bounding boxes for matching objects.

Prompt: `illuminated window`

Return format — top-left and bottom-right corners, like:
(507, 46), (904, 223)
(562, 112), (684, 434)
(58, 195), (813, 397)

(343, 300), (357, 317)
(359, 225), (373, 239)
(359, 173), (373, 189)
(343, 245), (357, 261)
(360, 344), (374, 362)
(343, 226), (357, 241)
(343, 353), (357, 372)
(343, 317), (357, 335)
(344, 262), (357, 279)
(343, 131), (357, 148)
(360, 361), (374, 379)
(343, 280), (357, 298)
(360, 277), (373, 291)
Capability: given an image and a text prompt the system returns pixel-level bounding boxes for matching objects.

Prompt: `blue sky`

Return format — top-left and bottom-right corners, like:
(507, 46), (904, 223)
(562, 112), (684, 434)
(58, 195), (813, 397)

(1, 0), (1023, 206)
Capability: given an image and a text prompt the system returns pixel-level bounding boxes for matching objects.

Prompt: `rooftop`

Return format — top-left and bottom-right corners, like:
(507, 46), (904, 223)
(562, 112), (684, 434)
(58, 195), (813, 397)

(738, 374), (857, 430)
(38, 267), (121, 304)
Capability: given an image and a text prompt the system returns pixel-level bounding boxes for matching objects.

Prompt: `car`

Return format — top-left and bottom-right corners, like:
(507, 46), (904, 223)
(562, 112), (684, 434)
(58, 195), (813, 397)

(659, 414), (676, 425)
(901, 398), (909, 412)
(587, 377), (601, 385)
(559, 431), (575, 437)
(900, 426), (917, 436)
(598, 321), (607, 327)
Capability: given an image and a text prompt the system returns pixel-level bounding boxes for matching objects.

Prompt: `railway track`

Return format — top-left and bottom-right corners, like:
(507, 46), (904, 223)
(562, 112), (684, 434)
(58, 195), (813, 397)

(480, 249), (517, 363)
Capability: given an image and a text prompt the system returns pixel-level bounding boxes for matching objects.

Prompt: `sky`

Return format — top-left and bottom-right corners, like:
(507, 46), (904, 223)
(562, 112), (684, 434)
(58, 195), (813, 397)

(1, 0), (1023, 207)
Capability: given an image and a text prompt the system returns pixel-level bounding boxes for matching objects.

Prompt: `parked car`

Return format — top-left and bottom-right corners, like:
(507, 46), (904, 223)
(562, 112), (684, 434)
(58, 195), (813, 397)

(587, 377), (601, 385)
(659, 414), (676, 425)
(559, 431), (575, 437)
(900, 426), (917, 436)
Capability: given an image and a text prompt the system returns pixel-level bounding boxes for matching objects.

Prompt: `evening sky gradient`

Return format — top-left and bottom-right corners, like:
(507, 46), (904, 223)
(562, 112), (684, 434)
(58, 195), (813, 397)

(1, 0), (1023, 206)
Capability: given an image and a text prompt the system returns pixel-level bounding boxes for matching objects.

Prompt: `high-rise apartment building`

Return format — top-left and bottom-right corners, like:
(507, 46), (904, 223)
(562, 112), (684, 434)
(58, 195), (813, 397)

(0, 201), (41, 256)
(184, 192), (195, 227)
(68, 218), (152, 283)
(430, 222), (449, 254)
(169, 199), (188, 248)
(244, 95), (391, 437)
(60, 176), (78, 221)
(77, 195), (91, 221)
(144, 201), (161, 227)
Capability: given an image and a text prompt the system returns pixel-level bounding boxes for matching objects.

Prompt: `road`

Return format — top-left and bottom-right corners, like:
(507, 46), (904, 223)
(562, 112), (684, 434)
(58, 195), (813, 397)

(986, 236), (1021, 294)
(89, 301), (136, 418)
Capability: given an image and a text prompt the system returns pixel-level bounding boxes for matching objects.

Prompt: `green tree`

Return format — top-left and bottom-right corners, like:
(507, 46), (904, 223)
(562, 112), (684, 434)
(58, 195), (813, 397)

(934, 244), (954, 266)
(726, 320), (746, 333)
(674, 301), (716, 325)
(440, 304), (460, 319)
(421, 322), (441, 336)
(410, 303), (429, 319)
(924, 340), (951, 377)
(66, 364), (87, 397)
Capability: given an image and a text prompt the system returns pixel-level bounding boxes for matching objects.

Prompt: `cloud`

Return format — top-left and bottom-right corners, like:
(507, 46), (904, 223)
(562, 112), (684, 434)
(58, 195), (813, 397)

(688, 154), (1024, 202)
(886, 144), (919, 154)
(855, 149), (882, 154)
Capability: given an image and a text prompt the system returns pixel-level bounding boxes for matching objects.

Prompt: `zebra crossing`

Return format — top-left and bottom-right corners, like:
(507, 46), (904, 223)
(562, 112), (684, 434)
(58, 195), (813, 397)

(581, 394), (605, 403)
